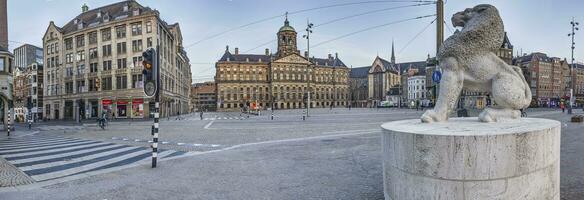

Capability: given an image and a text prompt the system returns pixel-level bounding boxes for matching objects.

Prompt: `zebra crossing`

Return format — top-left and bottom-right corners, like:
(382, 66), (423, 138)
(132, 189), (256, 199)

(185, 116), (247, 121)
(35, 125), (85, 131)
(0, 135), (186, 182)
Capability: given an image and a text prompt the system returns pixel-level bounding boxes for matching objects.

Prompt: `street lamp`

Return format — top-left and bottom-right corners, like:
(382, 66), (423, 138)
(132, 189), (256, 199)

(303, 19), (314, 117)
(568, 17), (579, 114)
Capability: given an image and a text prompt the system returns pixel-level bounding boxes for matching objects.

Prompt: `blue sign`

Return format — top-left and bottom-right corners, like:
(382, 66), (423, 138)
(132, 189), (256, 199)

(432, 70), (442, 83)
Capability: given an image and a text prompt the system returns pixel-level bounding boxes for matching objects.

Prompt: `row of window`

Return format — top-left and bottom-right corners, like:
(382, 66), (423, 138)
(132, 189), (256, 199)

(48, 74), (143, 95)
(64, 21), (153, 51)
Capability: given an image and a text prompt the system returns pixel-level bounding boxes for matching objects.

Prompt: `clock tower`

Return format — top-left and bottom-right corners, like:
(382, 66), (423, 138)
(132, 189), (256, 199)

(277, 13), (298, 58)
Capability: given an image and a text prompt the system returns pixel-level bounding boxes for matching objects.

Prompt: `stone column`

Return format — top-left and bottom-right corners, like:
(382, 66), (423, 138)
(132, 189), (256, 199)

(381, 117), (560, 200)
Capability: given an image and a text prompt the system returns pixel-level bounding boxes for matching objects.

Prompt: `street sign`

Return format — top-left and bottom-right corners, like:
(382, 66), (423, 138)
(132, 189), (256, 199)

(432, 70), (442, 83)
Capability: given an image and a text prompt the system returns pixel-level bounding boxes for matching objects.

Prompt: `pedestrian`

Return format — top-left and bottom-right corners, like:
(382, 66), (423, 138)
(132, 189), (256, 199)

(416, 100), (420, 111)
(200, 111), (204, 120)
(561, 102), (565, 113)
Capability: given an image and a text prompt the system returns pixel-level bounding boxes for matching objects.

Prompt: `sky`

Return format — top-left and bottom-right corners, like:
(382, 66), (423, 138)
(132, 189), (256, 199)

(5, 0), (584, 83)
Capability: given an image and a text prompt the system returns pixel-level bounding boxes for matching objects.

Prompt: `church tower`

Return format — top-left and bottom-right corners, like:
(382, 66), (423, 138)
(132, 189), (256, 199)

(277, 13), (298, 58)
(390, 39), (396, 65)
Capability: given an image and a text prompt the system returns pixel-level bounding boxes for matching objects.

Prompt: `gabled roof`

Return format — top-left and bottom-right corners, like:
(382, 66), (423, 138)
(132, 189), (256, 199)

(61, 0), (155, 34)
(350, 66), (370, 78)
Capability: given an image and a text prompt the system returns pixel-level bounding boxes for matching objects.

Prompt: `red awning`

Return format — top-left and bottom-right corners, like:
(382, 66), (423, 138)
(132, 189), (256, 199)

(132, 98), (144, 104)
(102, 99), (113, 105)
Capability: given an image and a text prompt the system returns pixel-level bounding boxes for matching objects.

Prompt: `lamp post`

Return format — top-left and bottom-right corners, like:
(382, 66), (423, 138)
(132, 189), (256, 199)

(568, 17), (579, 114)
(303, 19), (314, 117)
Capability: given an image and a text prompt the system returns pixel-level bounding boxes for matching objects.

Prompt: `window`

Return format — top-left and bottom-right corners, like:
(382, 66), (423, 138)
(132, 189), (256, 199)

(116, 25), (126, 39)
(147, 37), (152, 47)
(117, 58), (127, 69)
(103, 60), (112, 71)
(101, 77), (112, 90)
(55, 43), (59, 53)
(89, 48), (98, 59)
(132, 74), (143, 88)
(76, 50), (85, 61)
(76, 35), (85, 47)
(65, 38), (73, 50)
(76, 80), (85, 93)
(65, 82), (74, 94)
(101, 28), (111, 41)
(102, 44), (112, 57)
(116, 42), (126, 54)
(89, 79), (97, 91)
(116, 75), (127, 89)
(66, 53), (73, 63)
(146, 21), (152, 33)
(131, 22), (142, 36)
(132, 40), (143, 52)
(88, 31), (97, 44)
(132, 56), (143, 67)
(0, 58), (3, 71)
(77, 64), (85, 75)
(90, 63), (98, 73)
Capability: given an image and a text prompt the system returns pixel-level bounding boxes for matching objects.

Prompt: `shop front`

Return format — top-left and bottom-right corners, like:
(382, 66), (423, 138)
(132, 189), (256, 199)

(116, 99), (129, 118)
(102, 99), (113, 118)
(89, 99), (98, 118)
(131, 98), (144, 118)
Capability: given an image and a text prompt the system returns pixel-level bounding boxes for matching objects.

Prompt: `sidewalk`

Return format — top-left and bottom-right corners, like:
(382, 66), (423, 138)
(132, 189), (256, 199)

(0, 128), (39, 188)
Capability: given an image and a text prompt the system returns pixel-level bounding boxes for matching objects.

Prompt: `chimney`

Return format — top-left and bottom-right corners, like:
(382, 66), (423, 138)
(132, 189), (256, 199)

(82, 3), (89, 13)
(0, 0), (8, 49)
(234, 47), (239, 55)
(225, 45), (229, 53)
(335, 52), (338, 59)
(328, 53), (332, 59)
(304, 51), (308, 58)
(265, 48), (269, 56)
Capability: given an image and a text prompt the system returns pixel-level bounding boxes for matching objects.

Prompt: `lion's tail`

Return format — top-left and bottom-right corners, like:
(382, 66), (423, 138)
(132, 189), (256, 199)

(510, 65), (532, 108)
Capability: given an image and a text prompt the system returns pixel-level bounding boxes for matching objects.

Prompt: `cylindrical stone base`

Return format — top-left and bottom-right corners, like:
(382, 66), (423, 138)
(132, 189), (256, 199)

(381, 117), (560, 200)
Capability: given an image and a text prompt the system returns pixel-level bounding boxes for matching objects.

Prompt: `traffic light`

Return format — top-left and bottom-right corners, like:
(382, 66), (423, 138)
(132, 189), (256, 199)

(142, 48), (158, 97)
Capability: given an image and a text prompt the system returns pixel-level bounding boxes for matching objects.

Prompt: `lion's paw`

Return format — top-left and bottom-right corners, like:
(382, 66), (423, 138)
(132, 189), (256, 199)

(421, 110), (446, 123)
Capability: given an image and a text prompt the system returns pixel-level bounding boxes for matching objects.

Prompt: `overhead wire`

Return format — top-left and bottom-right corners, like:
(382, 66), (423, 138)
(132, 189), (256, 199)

(242, 2), (434, 54)
(185, 0), (437, 48)
(308, 14), (436, 50)
(398, 17), (436, 54)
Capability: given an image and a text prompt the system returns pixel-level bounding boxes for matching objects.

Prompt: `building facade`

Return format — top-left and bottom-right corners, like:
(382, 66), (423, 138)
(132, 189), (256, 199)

(14, 44), (43, 69)
(349, 66), (369, 108)
(0, 0), (13, 126)
(191, 82), (216, 112)
(570, 63), (584, 105)
(514, 52), (570, 107)
(13, 63), (43, 122)
(407, 75), (426, 104)
(215, 18), (350, 111)
(42, 1), (191, 120)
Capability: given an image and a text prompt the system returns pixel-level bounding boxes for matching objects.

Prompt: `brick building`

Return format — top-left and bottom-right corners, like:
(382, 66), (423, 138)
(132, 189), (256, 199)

(191, 82), (216, 112)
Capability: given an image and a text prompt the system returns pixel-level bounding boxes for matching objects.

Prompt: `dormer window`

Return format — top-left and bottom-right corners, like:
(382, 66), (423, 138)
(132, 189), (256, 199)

(246, 58), (249, 62)
(123, 4), (129, 12)
(133, 9), (140, 16)
(74, 19), (78, 24)
(97, 11), (101, 18)
(103, 14), (110, 22)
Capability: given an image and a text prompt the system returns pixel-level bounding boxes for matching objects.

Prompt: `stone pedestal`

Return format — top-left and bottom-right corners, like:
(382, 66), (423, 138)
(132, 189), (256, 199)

(381, 117), (560, 200)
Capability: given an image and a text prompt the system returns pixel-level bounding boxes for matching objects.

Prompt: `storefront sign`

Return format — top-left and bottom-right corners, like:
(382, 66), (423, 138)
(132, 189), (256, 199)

(102, 99), (113, 105)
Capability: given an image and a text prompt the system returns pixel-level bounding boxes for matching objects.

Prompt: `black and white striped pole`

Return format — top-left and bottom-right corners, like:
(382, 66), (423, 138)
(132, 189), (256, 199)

(142, 47), (159, 168)
(7, 108), (11, 136)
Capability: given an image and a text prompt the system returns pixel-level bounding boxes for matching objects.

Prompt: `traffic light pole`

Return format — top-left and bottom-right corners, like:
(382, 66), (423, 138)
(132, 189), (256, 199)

(152, 45), (160, 168)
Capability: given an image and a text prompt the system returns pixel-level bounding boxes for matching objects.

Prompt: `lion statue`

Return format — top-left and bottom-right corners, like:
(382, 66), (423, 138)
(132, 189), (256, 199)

(421, 4), (531, 123)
